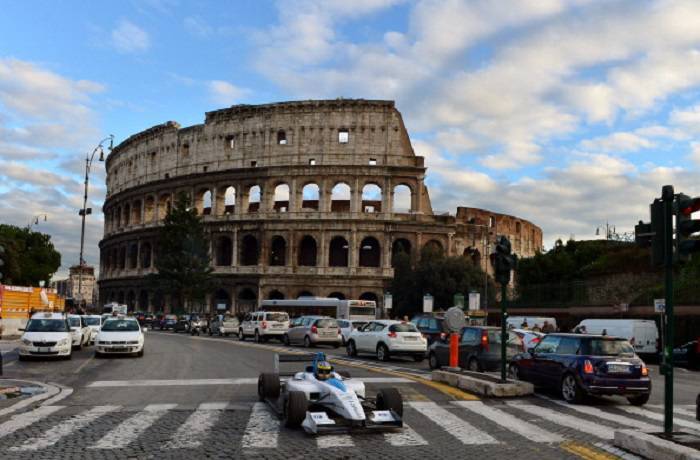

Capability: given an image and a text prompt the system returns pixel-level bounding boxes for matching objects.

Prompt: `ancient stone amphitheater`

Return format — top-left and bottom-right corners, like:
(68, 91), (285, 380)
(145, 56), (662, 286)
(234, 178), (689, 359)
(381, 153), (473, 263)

(98, 99), (542, 313)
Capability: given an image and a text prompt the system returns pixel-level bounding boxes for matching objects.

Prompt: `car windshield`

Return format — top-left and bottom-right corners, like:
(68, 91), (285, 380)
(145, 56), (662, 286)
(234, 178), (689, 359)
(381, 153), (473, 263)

(25, 319), (68, 332)
(165, 315), (177, 320)
(68, 317), (81, 327)
(389, 323), (418, 333)
(267, 313), (288, 322)
(101, 320), (140, 332)
(587, 338), (635, 357)
(352, 321), (367, 329)
(487, 331), (522, 346)
(316, 319), (338, 328)
(83, 317), (101, 326)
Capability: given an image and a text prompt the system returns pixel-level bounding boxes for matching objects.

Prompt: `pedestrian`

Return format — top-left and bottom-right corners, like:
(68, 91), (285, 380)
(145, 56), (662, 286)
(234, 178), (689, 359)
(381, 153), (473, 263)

(602, 328), (607, 336)
(403, 315), (409, 322)
(520, 320), (529, 329)
(532, 325), (541, 332)
(542, 320), (554, 333)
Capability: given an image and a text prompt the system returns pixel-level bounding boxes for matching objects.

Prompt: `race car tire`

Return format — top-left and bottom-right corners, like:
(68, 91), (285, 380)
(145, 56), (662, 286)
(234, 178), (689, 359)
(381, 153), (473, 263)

(376, 388), (403, 417)
(337, 370), (351, 379)
(258, 373), (281, 401)
(346, 340), (357, 357)
(284, 391), (307, 428)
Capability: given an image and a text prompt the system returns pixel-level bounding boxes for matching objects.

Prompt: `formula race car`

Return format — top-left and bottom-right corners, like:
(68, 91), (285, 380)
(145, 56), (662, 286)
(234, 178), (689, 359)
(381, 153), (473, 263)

(258, 352), (404, 434)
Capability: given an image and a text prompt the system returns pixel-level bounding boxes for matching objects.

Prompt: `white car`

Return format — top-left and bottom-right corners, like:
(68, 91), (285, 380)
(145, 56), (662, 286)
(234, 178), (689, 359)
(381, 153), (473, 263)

(346, 320), (427, 362)
(67, 314), (90, 349)
(95, 317), (145, 357)
(82, 315), (102, 344)
(337, 319), (368, 346)
(18, 312), (72, 360)
(239, 311), (290, 342)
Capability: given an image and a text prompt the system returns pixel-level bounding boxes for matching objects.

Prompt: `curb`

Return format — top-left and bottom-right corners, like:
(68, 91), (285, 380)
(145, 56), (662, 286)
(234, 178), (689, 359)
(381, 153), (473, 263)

(431, 369), (534, 397)
(614, 429), (700, 460)
(0, 380), (70, 417)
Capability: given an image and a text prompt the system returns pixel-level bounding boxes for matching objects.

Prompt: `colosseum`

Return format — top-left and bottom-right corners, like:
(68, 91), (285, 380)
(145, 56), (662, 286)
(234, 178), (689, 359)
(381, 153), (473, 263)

(98, 99), (543, 314)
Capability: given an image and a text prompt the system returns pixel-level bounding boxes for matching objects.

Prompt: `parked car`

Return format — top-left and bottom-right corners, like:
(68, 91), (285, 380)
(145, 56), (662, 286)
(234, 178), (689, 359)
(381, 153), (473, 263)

(81, 315), (102, 345)
(411, 314), (448, 345)
(573, 319), (659, 356)
(507, 316), (557, 332)
(67, 314), (91, 349)
(209, 314), (240, 336)
(511, 328), (544, 352)
(18, 312), (73, 360)
(239, 311), (290, 342)
(173, 316), (191, 333)
(346, 320), (427, 362)
(509, 333), (651, 405)
(284, 316), (342, 348)
(337, 319), (368, 345)
(427, 326), (522, 371)
(673, 340), (699, 370)
(157, 314), (178, 331)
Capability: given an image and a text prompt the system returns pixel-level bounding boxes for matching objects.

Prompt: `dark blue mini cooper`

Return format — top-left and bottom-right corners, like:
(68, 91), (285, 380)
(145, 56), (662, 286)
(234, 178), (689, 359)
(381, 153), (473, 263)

(509, 333), (651, 405)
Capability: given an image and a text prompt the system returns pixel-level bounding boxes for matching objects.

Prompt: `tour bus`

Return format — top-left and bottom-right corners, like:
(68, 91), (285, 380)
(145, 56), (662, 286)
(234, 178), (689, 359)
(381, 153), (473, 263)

(260, 297), (377, 321)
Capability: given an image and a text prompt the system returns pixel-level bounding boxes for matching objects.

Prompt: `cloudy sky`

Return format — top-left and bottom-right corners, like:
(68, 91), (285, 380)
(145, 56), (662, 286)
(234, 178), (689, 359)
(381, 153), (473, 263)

(1, 0), (700, 279)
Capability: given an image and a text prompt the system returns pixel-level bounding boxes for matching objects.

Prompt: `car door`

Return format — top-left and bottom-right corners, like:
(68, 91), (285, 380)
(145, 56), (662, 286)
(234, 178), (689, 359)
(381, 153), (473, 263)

(458, 328), (480, 368)
(287, 317), (301, 344)
(356, 322), (377, 351)
(529, 335), (562, 387)
(552, 336), (581, 382)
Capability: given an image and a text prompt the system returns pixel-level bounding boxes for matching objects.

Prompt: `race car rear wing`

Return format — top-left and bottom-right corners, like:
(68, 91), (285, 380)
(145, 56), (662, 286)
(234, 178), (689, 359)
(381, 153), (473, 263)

(274, 353), (321, 375)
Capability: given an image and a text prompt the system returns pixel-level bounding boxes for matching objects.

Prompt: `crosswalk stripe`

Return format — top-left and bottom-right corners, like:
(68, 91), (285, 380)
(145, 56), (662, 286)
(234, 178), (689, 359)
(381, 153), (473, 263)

(408, 401), (498, 445)
(317, 434), (354, 448)
(538, 397), (658, 432)
(163, 402), (227, 449)
(384, 423), (429, 446)
(618, 406), (700, 432)
(454, 401), (564, 443)
(0, 405), (64, 439)
(648, 404), (699, 419)
(506, 403), (613, 440)
(89, 403), (177, 449)
(11, 405), (120, 451)
(241, 402), (279, 448)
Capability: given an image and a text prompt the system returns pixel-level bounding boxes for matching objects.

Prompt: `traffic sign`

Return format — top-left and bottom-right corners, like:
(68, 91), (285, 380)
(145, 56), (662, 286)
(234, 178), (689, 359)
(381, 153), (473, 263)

(654, 298), (665, 314)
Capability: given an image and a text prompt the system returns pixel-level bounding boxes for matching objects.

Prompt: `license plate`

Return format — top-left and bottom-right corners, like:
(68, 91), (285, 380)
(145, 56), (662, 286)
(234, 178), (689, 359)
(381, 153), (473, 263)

(111, 348), (128, 352)
(272, 324), (285, 328)
(403, 336), (417, 341)
(38, 347), (51, 353)
(608, 364), (631, 373)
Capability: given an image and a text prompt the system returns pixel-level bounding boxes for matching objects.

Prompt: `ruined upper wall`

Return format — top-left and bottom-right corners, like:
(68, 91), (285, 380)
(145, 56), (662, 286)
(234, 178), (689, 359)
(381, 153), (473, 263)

(105, 99), (424, 197)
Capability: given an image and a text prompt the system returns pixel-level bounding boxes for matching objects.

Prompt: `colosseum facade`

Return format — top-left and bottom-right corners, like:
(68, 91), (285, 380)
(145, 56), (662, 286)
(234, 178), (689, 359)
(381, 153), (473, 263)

(98, 99), (543, 313)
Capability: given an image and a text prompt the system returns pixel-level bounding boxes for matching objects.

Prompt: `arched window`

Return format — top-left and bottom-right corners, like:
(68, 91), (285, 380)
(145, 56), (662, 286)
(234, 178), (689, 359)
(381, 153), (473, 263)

(269, 236), (287, 266)
(224, 186), (236, 214)
(238, 288), (257, 312)
(116, 206), (122, 228)
(240, 235), (259, 266)
(248, 185), (261, 212)
(423, 239), (444, 255)
(128, 243), (138, 269)
(362, 184), (382, 213)
(158, 195), (171, 220)
(391, 238), (411, 266)
(216, 236), (233, 266)
(297, 290), (314, 298)
(277, 130), (287, 145)
(327, 292), (345, 300)
(359, 237), (381, 267)
(392, 184), (412, 213)
(302, 183), (320, 210)
(202, 190), (212, 215)
(144, 196), (155, 222)
(331, 182), (351, 212)
(359, 292), (378, 302)
(298, 235), (317, 266)
(132, 200), (142, 224)
(268, 290), (285, 300)
(141, 242), (152, 268)
(274, 183), (290, 212)
(329, 236), (349, 267)
(124, 204), (131, 226)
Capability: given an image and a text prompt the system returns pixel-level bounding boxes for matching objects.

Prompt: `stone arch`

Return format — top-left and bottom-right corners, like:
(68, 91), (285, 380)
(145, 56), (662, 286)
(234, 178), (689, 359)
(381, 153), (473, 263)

(124, 203), (131, 226)
(392, 238), (412, 266)
(298, 235), (317, 266)
(269, 235), (287, 266)
(213, 289), (231, 311)
(158, 194), (171, 220)
(359, 236), (381, 267)
(223, 186), (236, 214)
(327, 291), (345, 300)
(216, 236), (233, 266)
(329, 236), (349, 267)
(237, 288), (257, 313)
(273, 183), (290, 212)
(331, 182), (351, 212)
(268, 290), (285, 300)
(141, 242), (152, 268)
(131, 200), (142, 224)
(297, 290), (314, 298)
(144, 196), (155, 222)
(195, 188), (212, 215)
(277, 129), (287, 145)
(392, 184), (412, 213)
(302, 183), (320, 210)
(240, 234), (259, 266)
(361, 183), (382, 213)
(463, 247), (481, 265)
(359, 292), (378, 302)
(423, 239), (444, 255)
(247, 185), (261, 212)
(116, 206), (122, 228)
(119, 247), (126, 269)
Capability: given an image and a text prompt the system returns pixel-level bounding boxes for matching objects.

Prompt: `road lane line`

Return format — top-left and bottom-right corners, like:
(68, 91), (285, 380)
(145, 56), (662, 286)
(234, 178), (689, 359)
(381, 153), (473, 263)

(73, 355), (95, 375)
(505, 403), (614, 440)
(11, 405), (120, 451)
(0, 406), (64, 439)
(536, 395), (658, 431)
(241, 402), (279, 449)
(560, 440), (620, 460)
(618, 406), (700, 432)
(89, 403), (177, 449)
(87, 377), (413, 387)
(317, 434), (355, 448)
(384, 423), (428, 446)
(163, 402), (227, 449)
(408, 401), (498, 444)
(453, 401), (564, 443)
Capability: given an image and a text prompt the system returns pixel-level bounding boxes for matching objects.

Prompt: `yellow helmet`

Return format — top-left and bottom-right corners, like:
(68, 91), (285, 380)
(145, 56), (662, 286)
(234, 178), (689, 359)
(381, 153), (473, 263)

(316, 361), (333, 380)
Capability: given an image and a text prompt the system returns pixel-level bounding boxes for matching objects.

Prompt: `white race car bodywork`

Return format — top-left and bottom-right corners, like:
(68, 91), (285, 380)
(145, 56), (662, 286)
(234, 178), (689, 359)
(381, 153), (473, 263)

(288, 371), (367, 428)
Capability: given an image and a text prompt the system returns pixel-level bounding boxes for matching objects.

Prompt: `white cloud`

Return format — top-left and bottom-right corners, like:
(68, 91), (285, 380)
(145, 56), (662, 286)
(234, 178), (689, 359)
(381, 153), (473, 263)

(111, 20), (151, 53)
(207, 80), (248, 105)
(580, 132), (655, 154)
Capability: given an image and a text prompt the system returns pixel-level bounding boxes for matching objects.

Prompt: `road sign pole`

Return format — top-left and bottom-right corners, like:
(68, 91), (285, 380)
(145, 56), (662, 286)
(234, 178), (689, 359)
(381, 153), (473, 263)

(501, 281), (507, 382)
(662, 185), (674, 434)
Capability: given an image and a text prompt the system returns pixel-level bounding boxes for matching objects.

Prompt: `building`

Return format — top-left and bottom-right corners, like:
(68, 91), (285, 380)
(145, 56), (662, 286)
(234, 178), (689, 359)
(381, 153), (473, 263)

(54, 265), (97, 307)
(98, 99), (542, 313)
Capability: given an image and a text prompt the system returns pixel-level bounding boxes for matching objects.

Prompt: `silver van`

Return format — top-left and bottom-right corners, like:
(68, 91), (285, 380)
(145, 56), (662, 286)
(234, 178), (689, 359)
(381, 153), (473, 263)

(284, 316), (342, 348)
(239, 311), (289, 342)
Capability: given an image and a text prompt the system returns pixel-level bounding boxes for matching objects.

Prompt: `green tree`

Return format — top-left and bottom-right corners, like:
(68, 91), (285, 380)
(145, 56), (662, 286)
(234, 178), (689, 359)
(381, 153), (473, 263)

(0, 224), (61, 286)
(149, 192), (215, 313)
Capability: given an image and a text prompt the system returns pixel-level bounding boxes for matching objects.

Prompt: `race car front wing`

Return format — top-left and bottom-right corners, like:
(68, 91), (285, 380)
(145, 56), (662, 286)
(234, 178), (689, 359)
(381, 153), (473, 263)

(301, 409), (403, 434)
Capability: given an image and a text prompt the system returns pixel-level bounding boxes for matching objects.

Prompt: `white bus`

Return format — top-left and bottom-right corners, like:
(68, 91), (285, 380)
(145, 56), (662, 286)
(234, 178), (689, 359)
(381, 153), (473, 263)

(102, 302), (128, 316)
(260, 297), (377, 321)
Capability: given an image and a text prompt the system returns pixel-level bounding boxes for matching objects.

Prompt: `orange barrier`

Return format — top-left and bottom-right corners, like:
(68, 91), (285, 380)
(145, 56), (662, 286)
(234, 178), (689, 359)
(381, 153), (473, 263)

(0, 285), (65, 320)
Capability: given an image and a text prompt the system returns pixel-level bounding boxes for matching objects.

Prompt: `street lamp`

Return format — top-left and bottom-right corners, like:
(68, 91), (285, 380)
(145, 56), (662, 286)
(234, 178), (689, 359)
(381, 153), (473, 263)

(27, 214), (48, 229)
(78, 135), (114, 310)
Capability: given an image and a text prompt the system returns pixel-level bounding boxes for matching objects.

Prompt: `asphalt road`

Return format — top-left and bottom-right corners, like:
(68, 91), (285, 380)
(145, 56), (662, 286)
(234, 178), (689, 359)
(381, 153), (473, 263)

(0, 330), (698, 459)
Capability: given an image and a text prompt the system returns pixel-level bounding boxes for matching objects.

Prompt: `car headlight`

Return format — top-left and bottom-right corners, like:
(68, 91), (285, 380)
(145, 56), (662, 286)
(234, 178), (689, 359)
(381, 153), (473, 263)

(21, 338), (32, 346)
(58, 338), (70, 346)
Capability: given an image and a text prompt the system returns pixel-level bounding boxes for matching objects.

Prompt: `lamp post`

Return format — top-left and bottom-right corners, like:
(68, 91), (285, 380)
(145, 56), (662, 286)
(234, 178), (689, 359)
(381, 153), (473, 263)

(78, 135), (113, 310)
(27, 214), (48, 229)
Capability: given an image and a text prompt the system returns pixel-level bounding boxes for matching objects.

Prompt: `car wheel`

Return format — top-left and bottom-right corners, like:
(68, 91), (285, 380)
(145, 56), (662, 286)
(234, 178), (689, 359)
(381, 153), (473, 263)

(137, 348), (144, 358)
(561, 373), (584, 404)
(377, 344), (390, 362)
(209, 329), (213, 336)
(284, 391), (308, 428)
(258, 373), (281, 401)
(346, 340), (357, 357)
(627, 393), (650, 406)
(508, 364), (521, 380)
(428, 352), (440, 370)
(376, 388), (403, 417)
(304, 336), (313, 348)
(467, 358), (480, 372)
(283, 334), (290, 346)
(239, 329), (245, 341)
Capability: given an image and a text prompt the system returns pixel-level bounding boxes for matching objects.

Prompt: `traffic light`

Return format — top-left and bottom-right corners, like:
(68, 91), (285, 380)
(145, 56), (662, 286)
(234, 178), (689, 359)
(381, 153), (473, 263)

(675, 193), (700, 262)
(634, 220), (652, 247)
(650, 198), (665, 266)
(492, 236), (518, 285)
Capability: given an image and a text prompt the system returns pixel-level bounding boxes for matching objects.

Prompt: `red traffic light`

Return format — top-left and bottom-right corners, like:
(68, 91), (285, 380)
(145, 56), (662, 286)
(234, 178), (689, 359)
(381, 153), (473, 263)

(678, 194), (700, 215)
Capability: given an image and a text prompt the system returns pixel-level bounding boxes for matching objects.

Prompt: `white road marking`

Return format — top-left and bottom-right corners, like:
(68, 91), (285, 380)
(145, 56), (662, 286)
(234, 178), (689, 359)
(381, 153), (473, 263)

(453, 401), (564, 443)
(89, 403), (176, 449)
(408, 401), (498, 445)
(88, 377), (414, 388)
(537, 396), (659, 431)
(594, 441), (644, 460)
(649, 404), (699, 418)
(0, 405), (64, 439)
(163, 402), (227, 449)
(618, 406), (700, 432)
(317, 434), (355, 448)
(11, 405), (120, 451)
(384, 423), (428, 446)
(42, 384), (73, 406)
(241, 402), (279, 449)
(0, 381), (61, 417)
(505, 403), (614, 440)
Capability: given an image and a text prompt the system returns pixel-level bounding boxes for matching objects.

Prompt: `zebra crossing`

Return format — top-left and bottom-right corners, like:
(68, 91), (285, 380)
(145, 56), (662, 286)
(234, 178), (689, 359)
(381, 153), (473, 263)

(0, 398), (697, 455)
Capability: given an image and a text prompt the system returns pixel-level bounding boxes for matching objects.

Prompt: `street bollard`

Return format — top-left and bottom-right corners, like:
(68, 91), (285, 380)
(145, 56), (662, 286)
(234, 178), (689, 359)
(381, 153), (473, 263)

(449, 333), (459, 369)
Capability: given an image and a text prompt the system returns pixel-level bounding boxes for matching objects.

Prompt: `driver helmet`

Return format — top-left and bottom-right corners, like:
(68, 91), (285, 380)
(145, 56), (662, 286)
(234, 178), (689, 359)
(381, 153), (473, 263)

(315, 361), (333, 381)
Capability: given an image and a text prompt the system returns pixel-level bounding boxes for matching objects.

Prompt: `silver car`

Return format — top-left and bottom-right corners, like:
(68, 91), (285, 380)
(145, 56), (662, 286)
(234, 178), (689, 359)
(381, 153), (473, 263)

(283, 316), (342, 348)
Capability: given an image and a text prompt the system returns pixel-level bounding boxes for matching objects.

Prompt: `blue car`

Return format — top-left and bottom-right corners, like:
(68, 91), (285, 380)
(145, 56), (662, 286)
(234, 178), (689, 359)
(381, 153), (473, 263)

(509, 333), (651, 405)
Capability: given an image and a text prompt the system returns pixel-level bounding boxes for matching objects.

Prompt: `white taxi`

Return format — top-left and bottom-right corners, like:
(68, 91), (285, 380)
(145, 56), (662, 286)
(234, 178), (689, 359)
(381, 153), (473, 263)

(95, 316), (145, 357)
(82, 315), (103, 344)
(67, 314), (90, 349)
(18, 312), (73, 360)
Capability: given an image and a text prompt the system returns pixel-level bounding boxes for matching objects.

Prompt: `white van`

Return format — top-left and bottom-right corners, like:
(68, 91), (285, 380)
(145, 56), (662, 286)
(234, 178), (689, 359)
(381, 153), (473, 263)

(506, 316), (557, 332)
(239, 311), (290, 342)
(574, 319), (659, 354)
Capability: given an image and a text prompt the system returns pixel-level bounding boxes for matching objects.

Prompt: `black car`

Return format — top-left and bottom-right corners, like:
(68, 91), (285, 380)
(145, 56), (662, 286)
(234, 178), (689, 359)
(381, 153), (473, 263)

(411, 315), (447, 345)
(509, 333), (651, 405)
(173, 316), (190, 333)
(428, 326), (522, 372)
(158, 314), (178, 331)
(673, 340), (699, 370)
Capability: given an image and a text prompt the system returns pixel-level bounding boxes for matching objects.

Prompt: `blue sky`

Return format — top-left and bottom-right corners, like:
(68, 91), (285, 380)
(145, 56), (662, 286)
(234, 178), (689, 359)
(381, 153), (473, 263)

(1, 0), (700, 278)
